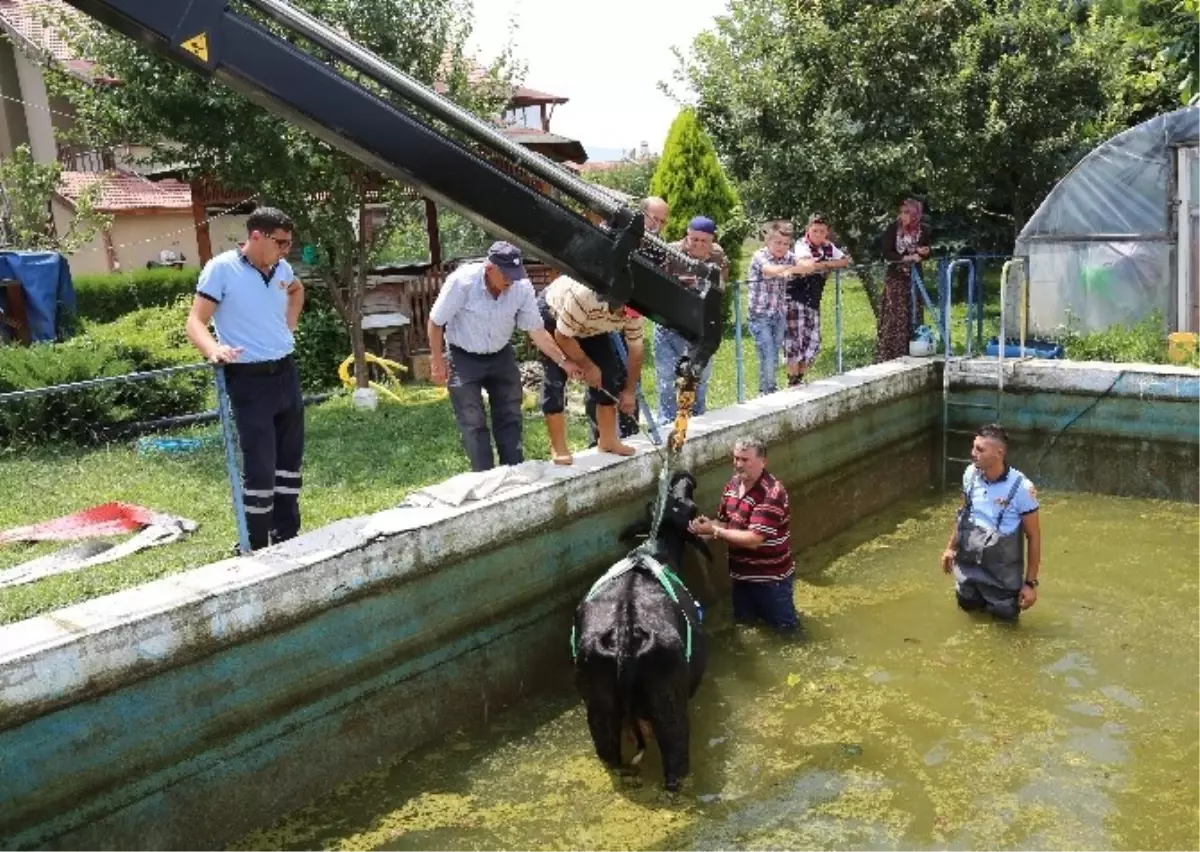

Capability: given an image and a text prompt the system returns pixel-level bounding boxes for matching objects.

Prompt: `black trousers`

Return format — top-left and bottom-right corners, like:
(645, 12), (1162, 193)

(225, 357), (304, 550)
(446, 344), (525, 472)
(537, 294), (623, 415)
(584, 344), (639, 447)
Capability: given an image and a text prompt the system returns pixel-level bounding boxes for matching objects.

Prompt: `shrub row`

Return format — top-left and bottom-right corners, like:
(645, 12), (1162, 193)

(72, 268), (201, 324)
(0, 289), (351, 447)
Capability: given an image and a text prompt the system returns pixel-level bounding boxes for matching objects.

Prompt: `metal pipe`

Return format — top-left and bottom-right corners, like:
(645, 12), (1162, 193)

(247, 0), (612, 210)
(733, 281), (744, 403)
(214, 366), (251, 556)
(835, 270), (843, 374)
(245, 0), (700, 273)
(999, 260), (1009, 396)
(1019, 260), (1029, 357)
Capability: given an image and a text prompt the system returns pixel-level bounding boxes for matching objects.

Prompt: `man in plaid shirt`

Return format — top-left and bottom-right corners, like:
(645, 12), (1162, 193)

(747, 220), (804, 396)
(785, 213), (851, 386)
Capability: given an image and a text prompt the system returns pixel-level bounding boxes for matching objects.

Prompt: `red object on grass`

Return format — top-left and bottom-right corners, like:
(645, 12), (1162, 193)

(0, 502), (154, 543)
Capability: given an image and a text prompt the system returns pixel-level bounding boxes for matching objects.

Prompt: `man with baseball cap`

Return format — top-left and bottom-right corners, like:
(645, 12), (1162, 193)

(655, 215), (729, 425)
(429, 241), (582, 472)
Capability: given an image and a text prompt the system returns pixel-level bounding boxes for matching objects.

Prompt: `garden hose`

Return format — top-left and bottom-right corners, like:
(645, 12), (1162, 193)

(337, 352), (408, 403)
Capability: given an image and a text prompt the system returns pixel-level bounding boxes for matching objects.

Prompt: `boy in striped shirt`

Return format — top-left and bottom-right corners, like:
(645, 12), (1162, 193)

(689, 437), (800, 632)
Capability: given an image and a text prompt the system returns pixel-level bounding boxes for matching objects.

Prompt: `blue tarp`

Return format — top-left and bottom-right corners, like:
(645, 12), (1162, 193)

(0, 250), (76, 342)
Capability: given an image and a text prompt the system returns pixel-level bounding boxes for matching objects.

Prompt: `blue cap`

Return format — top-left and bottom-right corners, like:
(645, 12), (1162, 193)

(688, 216), (717, 234)
(486, 241), (529, 282)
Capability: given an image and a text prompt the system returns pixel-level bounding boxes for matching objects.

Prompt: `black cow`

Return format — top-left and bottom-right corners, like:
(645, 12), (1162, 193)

(572, 470), (710, 792)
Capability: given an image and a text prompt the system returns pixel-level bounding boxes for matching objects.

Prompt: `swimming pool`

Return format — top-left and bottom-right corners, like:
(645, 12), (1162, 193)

(235, 489), (1200, 851)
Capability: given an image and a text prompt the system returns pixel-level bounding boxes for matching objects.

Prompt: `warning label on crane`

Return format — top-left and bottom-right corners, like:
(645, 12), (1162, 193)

(180, 33), (209, 63)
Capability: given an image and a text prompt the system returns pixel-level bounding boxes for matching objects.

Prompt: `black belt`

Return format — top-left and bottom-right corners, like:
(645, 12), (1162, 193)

(449, 343), (509, 358)
(223, 354), (295, 376)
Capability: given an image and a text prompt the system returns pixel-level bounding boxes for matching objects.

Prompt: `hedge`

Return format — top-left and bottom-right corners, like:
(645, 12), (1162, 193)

(72, 268), (200, 324)
(0, 334), (209, 449)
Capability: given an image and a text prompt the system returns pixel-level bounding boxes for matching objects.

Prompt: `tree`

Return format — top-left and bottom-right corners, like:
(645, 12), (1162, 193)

(582, 156), (660, 201)
(47, 0), (517, 387)
(676, 0), (1166, 315)
(0, 145), (109, 252)
(650, 108), (749, 279)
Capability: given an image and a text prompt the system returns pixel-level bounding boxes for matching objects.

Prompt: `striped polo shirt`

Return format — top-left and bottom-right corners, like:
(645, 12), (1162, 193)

(542, 275), (644, 343)
(717, 471), (795, 582)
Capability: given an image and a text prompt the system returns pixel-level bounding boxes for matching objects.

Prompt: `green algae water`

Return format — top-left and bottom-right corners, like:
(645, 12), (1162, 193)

(234, 491), (1199, 851)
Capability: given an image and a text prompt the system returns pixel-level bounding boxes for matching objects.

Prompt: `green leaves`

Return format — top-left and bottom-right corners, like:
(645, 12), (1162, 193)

(677, 0), (1183, 262)
(0, 145), (111, 253)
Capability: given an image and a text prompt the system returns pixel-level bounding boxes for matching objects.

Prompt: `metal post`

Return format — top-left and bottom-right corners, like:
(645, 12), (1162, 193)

(1019, 260), (1029, 357)
(609, 332), (662, 445)
(835, 270), (844, 374)
(999, 260), (1009, 397)
(214, 366), (251, 555)
(733, 280), (745, 403)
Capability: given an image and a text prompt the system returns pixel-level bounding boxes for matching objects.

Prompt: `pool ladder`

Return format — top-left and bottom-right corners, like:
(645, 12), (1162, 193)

(940, 259), (1030, 487)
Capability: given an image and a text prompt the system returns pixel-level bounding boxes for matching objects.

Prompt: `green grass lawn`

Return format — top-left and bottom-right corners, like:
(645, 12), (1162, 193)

(0, 271), (1012, 626)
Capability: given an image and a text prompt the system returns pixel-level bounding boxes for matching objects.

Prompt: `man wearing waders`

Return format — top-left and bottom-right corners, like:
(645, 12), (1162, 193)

(941, 424), (1042, 620)
(186, 207), (305, 552)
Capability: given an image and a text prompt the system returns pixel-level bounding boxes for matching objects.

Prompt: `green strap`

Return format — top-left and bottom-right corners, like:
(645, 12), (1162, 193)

(571, 549), (695, 662)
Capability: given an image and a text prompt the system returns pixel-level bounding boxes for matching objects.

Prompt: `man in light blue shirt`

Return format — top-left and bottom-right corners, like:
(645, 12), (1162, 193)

(186, 207), (305, 552)
(428, 242), (581, 471)
(941, 424), (1042, 621)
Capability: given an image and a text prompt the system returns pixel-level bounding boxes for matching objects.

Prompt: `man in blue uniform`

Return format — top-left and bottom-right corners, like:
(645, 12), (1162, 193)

(186, 207), (306, 551)
(941, 424), (1042, 621)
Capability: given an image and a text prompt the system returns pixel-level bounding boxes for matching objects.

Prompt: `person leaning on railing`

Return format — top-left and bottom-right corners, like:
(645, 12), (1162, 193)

(655, 216), (729, 426)
(185, 206), (306, 552)
(875, 197), (931, 363)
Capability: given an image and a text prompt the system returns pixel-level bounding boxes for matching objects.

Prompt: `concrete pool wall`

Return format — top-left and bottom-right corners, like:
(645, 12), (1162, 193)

(945, 359), (1199, 501)
(0, 359), (940, 850)
(0, 356), (1195, 850)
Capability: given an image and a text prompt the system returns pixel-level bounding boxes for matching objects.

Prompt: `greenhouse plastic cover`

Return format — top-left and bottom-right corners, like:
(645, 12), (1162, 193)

(1017, 107), (1198, 241)
(1014, 107), (1199, 332)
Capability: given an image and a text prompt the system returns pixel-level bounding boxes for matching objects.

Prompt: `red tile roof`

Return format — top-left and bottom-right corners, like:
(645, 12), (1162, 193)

(57, 170), (193, 212)
(0, 0), (101, 78)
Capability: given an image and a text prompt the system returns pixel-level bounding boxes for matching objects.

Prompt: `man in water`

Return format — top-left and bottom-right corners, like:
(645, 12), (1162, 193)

(689, 437), (799, 633)
(941, 424), (1042, 621)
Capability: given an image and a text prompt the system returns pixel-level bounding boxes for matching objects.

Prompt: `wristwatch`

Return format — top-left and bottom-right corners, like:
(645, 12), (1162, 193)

(1024, 578), (1039, 589)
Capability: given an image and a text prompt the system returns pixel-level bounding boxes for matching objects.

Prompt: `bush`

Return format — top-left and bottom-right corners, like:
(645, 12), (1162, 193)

(81, 297), (197, 365)
(0, 336), (208, 448)
(294, 302), (351, 392)
(1050, 311), (1174, 365)
(72, 268), (200, 323)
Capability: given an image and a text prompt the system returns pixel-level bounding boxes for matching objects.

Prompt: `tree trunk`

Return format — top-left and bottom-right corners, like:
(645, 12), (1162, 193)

(858, 264), (883, 321)
(351, 202), (370, 389)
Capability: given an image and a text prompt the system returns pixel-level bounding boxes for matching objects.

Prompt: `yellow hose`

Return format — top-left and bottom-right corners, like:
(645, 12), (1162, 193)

(338, 353), (408, 403)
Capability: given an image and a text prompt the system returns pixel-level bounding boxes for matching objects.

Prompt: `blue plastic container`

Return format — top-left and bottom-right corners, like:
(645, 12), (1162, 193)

(984, 337), (1064, 359)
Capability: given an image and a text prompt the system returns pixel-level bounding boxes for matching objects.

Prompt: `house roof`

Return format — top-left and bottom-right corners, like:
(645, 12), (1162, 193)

(0, 0), (107, 80)
(57, 170), (193, 213)
(501, 127), (586, 163)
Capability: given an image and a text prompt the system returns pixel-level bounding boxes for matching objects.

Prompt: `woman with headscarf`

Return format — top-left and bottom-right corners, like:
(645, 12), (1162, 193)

(875, 198), (931, 363)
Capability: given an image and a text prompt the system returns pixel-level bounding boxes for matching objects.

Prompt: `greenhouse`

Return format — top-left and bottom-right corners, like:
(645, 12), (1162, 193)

(1013, 106), (1199, 335)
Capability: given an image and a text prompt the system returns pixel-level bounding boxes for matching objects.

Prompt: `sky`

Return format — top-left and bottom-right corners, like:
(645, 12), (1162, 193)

(465, 0), (728, 161)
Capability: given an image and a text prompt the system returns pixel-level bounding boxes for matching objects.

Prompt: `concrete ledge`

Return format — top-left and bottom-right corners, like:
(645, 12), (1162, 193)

(945, 357), (1199, 501)
(948, 357), (1200, 402)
